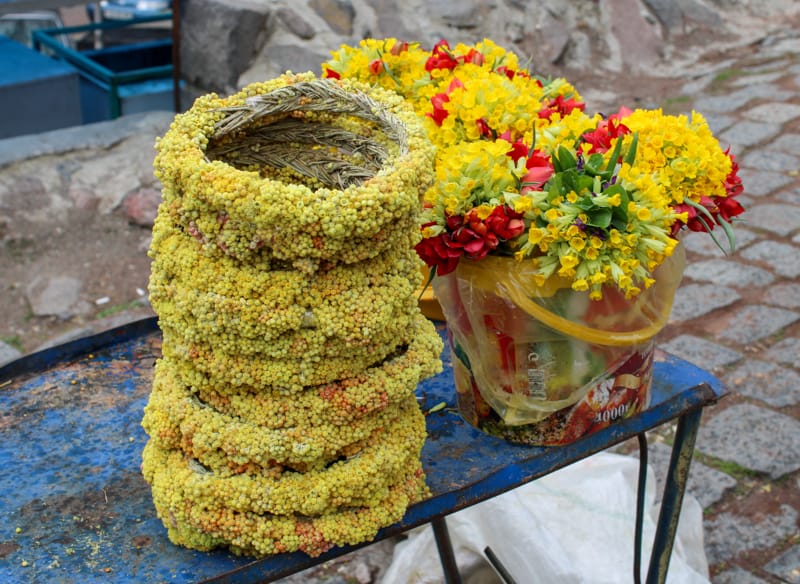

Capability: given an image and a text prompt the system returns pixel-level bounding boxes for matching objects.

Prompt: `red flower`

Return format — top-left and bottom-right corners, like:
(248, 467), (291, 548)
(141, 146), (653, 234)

(495, 66), (516, 80)
(672, 196), (719, 234)
(670, 149), (745, 237)
(462, 48), (484, 66)
(322, 66), (340, 80)
(520, 149), (554, 191)
(390, 41), (410, 56)
(476, 118), (494, 138)
(416, 205), (527, 274)
(426, 78), (464, 126)
(415, 233), (461, 275)
(718, 196), (745, 222)
(723, 149), (744, 198)
(425, 40), (459, 71)
(485, 206), (525, 240)
(454, 226), (497, 260)
(502, 136), (529, 163)
(582, 106), (632, 154)
(538, 95), (586, 119)
(368, 59), (384, 75)
(428, 93), (450, 125)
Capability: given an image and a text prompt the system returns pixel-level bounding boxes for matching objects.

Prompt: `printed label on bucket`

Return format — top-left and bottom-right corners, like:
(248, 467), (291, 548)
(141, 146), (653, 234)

(451, 330), (655, 446)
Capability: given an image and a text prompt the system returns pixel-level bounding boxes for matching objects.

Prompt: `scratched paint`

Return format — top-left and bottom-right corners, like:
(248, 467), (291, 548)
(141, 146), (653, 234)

(0, 318), (724, 584)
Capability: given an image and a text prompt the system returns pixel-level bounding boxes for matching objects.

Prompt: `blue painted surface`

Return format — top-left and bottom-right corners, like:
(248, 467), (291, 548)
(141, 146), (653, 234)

(0, 318), (724, 583)
(0, 35), (82, 138)
(0, 35), (74, 82)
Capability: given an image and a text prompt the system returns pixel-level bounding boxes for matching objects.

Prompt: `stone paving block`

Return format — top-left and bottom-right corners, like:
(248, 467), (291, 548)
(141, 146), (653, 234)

(683, 259), (775, 287)
(669, 284), (741, 323)
(694, 86), (792, 114)
(702, 113), (735, 134)
(744, 204), (800, 236)
(720, 121), (782, 150)
(712, 566), (769, 583)
(661, 334), (743, 370)
(722, 360), (800, 407)
(718, 305), (800, 344)
(740, 241), (800, 278)
(681, 74), (714, 95)
(682, 228), (758, 257)
(763, 282), (800, 309)
(744, 103), (800, 124)
(697, 404), (800, 479)
(740, 150), (800, 173)
(777, 187), (800, 205)
(731, 71), (785, 87)
(765, 544), (800, 583)
(738, 169), (794, 197)
(764, 338), (800, 367)
(0, 340), (22, 368)
(638, 442), (736, 508)
(770, 133), (800, 155)
(704, 504), (799, 566)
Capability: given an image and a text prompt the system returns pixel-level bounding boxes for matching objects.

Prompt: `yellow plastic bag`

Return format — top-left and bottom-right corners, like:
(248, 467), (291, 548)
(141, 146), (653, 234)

(432, 246), (685, 445)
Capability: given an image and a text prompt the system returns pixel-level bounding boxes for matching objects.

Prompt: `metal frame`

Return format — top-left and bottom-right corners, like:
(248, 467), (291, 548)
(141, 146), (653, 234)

(31, 14), (173, 119)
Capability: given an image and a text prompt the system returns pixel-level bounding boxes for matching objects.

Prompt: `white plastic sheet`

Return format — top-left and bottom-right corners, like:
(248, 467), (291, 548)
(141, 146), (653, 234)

(381, 452), (709, 584)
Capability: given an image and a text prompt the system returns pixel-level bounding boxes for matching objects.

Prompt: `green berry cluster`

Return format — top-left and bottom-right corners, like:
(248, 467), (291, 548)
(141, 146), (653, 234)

(141, 73), (442, 559)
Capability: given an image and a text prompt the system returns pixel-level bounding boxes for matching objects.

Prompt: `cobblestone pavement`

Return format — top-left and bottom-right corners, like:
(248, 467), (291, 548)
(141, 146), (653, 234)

(1, 31), (799, 584)
(652, 36), (800, 584)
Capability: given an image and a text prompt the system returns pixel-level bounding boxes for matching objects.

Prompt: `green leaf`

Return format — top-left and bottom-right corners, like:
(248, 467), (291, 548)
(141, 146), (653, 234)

(623, 132), (639, 166)
(684, 198), (716, 223)
(555, 145), (577, 172)
(528, 124), (538, 155)
(560, 168), (579, 194)
(577, 175), (594, 194)
(585, 207), (612, 229)
(610, 215), (628, 231)
(717, 216), (737, 253)
(584, 153), (606, 176)
(694, 215), (725, 252)
(417, 266), (436, 302)
(604, 137), (624, 172)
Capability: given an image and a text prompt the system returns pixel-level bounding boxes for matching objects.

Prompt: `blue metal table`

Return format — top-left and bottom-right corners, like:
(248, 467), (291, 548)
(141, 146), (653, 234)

(0, 318), (723, 584)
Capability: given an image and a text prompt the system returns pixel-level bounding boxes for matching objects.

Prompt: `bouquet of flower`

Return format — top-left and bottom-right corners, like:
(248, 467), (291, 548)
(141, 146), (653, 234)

(323, 38), (746, 444)
(324, 38), (745, 301)
(417, 106), (744, 301)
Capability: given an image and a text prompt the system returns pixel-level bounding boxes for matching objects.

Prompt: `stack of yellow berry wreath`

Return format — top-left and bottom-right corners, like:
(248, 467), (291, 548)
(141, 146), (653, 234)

(141, 74), (443, 557)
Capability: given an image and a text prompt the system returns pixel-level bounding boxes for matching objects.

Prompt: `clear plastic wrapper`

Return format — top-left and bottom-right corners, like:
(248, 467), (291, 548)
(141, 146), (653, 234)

(432, 245), (685, 445)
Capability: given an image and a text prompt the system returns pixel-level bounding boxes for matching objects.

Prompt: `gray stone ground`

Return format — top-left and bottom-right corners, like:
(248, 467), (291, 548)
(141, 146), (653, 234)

(1, 16), (800, 584)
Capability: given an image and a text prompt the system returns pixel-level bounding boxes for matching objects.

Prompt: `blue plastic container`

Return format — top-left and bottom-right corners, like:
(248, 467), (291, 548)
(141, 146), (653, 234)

(32, 14), (177, 123)
(0, 35), (82, 138)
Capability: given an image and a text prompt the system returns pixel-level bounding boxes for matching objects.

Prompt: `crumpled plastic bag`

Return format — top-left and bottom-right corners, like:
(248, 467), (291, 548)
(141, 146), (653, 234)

(431, 246), (686, 427)
(381, 452), (709, 584)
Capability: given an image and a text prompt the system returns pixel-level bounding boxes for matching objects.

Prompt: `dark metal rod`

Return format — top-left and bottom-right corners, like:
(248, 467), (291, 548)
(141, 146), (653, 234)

(634, 433), (648, 584)
(171, 0), (181, 112)
(431, 516), (462, 584)
(484, 546), (517, 584)
(646, 408), (703, 584)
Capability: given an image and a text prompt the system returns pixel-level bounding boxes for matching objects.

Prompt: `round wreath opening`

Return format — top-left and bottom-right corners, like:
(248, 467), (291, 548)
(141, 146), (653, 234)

(154, 74), (436, 270)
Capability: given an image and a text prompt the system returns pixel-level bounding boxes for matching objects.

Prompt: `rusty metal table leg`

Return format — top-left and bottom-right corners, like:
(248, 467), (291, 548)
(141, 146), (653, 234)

(646, 407), (704, 584)
(634, 433), (649, 584)
(432, 516), (463, 584)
